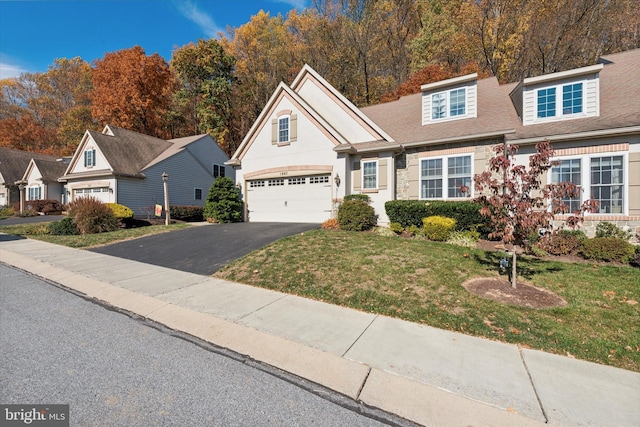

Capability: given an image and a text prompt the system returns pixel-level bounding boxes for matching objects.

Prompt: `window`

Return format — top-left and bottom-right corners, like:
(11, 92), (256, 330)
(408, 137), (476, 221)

(537, 88), (556, 118)
(537, 82), (583, 119)
(591, 156), (624, 214)
(551, 159), (582, 213)
(431, 88), (466, 120)
(250, 180), (265, 188)
(421, 155), (472, 199)
(288, 177), (305, 185)
(550, 154), (625, 215)
(84, 148), (96, 167)
(278, 116), (289, 143)
(194, 188), (202, 200)
(213, 164), (225, 178)
(562, 83), (583, 115)
(362, 160), (377, 190)
(28, 187), (41, 200)
(268, 178), (284, 186)
(309, 175), (329, 184)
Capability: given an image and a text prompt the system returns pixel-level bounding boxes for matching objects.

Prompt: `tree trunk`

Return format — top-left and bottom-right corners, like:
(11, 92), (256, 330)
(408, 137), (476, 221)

(511, 245), (518, 288)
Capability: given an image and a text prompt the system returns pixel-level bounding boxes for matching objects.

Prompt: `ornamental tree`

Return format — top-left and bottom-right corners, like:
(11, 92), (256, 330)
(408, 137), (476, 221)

(473, 140), (597, 288)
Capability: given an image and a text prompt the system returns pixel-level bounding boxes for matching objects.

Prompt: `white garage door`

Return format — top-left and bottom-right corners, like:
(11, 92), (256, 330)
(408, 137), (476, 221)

(73, 187), (111, 203)
(247, 175), (332, 223)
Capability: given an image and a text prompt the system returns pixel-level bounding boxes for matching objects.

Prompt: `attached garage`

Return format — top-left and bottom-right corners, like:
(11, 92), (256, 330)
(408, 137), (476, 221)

(73, 187), (111, 203)
(246, 174), (332, 223)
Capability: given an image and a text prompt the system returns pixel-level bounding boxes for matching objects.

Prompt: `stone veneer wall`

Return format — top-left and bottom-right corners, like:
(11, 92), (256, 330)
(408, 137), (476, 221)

(552, 218), (640, 244)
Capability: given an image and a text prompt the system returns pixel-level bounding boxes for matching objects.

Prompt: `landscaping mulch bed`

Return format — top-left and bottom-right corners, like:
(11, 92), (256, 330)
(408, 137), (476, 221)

(463, 277), (567, 309)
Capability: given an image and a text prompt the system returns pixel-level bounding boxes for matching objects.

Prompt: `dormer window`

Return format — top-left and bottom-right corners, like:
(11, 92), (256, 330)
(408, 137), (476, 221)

(431, 88), (466, 120)
(536, 82), (584, 119)
(278, 116), (290, 143)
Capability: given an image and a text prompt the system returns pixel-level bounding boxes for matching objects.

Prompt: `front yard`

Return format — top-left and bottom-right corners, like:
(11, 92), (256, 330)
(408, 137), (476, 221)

(214, 229), (640, 372)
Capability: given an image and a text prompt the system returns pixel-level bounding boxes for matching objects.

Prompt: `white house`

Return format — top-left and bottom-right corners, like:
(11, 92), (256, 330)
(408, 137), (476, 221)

(228, 49), (640, 235)
(60, 125), (233, 216)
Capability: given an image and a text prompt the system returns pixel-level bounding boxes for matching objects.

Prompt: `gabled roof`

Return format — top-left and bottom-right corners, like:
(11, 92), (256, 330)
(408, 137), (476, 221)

(145, 133), (210, 169)
(0, 147), (60, 185)
(508, 48), (640, 143)
(230, 64), (397, 162)
(361, 77), (518, 146)
(27, 158), (68, 182)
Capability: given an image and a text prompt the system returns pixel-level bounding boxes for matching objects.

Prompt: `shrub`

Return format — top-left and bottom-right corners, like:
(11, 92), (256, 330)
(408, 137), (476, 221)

(170, 205), (204, 222)
(48, 217), (79, 235)
(67, 196), (118, 234)
(21, 224), (51, 235)
(338, 199), (376, 231)
(422, 216), (456, 241)
(106, 203), (134, 219)
(447, 230), (480, 247)
(389, 222), (404, 234)
(374, 226), (397, 237)
(0, 206), (14, 219)
(385, 200), (490, 235)
(321, 218), (340, 230)
(204, 177), (242, 223)
(385, 200), (429, 228)
(344, 194), (371, 203)
(595, 221), (631, 240)
(538, 229), (586, 255)
(13, 199), (63, 215)
(579, 237), (636, 263)
(630, 246), (640, 268)
(406, 225), (421, 236)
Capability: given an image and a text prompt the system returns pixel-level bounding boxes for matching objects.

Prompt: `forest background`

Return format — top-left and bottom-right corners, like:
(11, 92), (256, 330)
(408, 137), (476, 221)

(1, 0), (638, 157)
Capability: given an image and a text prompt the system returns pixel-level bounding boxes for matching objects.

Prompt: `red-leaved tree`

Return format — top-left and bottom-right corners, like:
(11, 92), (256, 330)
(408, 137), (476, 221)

(473, 140), (597, 288)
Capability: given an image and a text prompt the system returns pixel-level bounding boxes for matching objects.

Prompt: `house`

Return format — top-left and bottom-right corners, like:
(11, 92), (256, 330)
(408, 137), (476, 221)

(227, 49), (639, 236)
(0, 147), (66, 207)
(59, 125), (233, 216)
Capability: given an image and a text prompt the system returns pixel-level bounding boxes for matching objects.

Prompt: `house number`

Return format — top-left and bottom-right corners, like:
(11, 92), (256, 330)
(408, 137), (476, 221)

(280, 171), (288, 176)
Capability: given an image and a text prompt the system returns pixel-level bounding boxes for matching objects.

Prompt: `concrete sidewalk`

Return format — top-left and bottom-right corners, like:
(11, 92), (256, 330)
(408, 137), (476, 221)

(2, 235), (639, 426)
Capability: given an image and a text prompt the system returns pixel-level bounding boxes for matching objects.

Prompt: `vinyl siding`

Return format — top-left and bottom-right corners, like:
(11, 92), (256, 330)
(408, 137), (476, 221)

(421, 80), (477, 126)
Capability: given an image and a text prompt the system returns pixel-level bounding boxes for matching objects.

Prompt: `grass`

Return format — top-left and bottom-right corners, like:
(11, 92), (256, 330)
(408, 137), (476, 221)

(0, 221), (190, 248)
(215, 229), (640, 372)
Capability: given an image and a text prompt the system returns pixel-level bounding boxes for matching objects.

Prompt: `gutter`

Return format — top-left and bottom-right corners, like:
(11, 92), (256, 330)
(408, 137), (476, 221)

(506, 125), (640, 145)
(402, 129), (516, 149)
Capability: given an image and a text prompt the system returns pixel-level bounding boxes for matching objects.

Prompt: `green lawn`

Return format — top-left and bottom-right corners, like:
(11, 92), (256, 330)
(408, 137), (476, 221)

(214, 229), (640, 372)
(0, 222), (190, 248)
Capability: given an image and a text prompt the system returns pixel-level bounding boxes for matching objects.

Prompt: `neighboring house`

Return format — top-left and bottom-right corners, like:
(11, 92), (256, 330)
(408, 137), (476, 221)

(228, 49), (640, 235)
(19, 158), (69, 203)
(0, 148), (65, 207)
(59, 125), (233, 216)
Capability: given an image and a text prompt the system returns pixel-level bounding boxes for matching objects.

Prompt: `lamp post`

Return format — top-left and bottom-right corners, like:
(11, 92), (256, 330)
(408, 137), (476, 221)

(18, 183), (25, 215)
(161, 172), (170, 226)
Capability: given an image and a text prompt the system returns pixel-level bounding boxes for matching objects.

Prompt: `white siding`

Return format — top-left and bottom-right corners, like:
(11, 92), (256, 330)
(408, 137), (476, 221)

(421, 80), (477, 126)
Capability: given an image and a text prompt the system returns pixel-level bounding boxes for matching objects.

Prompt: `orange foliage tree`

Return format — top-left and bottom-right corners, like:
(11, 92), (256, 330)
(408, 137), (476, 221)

(90, 46), (175, 138)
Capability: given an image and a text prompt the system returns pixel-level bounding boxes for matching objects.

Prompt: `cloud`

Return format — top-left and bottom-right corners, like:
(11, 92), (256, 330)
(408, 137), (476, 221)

(174, 0), (223, 38)
(0, 62), (27, 80)
(273, 0), (308, 9)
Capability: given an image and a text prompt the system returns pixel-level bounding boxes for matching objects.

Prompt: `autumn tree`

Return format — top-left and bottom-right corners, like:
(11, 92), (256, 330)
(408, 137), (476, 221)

(91, 46), (175, 138)
(473, 141), (597, 288)
(170, 39), (236, 148)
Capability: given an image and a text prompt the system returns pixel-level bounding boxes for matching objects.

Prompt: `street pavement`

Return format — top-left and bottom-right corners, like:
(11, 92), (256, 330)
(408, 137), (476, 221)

(0, 265), (394, 427)
(1, 232), (639, 426)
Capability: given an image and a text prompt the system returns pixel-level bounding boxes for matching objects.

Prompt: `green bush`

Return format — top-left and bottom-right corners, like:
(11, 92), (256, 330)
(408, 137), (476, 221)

(385, 200), (490, 235)
(385, 200), (429, 228)
(0, 206), (15, 218)
(67, 196), (118, 234)
(170, 205), (204, 222)
(344, 194), (371, 203)
(538, 229), (586, 255)
(204, 177), (242, 223)
(48, 217), (79, 235)
(579, 237), (636, 263)
(422, 216), (456, 241)
(595, 221), (631, 240)
(389, 222), (404, 234)
(106, 203), (134, 219)
(338, 199), (376, 231)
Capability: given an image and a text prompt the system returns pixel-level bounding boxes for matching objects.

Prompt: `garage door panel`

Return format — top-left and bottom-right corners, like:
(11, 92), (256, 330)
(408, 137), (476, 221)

(247, 175), (331, 223)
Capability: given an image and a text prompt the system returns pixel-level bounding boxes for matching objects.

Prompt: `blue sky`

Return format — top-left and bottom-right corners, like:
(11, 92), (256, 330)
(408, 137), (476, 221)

(0, 0), (307, 79)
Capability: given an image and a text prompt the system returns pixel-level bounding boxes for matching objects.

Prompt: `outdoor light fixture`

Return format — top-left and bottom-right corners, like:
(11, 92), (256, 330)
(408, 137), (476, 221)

(334, 173), (341, 188)
(161, 172), (170, 225)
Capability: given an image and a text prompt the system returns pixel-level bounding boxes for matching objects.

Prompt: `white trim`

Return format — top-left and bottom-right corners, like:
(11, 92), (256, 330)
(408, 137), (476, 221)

(362, 159), (378, 190)
(533, 80), (587, 123)
(420, 73), (478, 91)
(523, 64), (603, 85)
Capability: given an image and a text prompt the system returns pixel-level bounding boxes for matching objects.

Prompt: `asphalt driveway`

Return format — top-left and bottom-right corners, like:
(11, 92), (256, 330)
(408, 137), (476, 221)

(89, 222), (318, 275)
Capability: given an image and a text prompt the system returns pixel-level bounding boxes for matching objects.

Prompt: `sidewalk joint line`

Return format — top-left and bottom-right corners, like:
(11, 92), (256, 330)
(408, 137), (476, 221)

(341, 315), (378, 358)
(235, 294), (288, 321)
(518, 345), (549, 424)
(355, 367), (372, 401)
